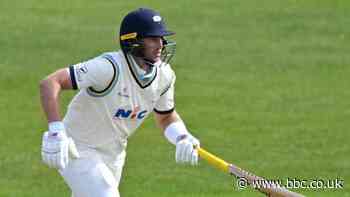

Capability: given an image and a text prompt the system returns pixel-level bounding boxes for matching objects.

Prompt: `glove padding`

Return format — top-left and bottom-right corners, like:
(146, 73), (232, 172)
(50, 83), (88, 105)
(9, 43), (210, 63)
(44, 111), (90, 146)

(175, 135), (200, 165)
(41, 130), (79, 169)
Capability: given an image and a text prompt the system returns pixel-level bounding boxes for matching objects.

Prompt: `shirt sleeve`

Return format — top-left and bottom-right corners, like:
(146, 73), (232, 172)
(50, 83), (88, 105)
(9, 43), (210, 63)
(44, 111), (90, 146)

(154, 75), (176, 114)
(68, 56), (115, 91)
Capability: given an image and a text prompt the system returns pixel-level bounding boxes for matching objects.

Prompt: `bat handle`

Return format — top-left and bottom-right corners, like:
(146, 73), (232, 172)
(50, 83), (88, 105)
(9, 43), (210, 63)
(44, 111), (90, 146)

(196, 147), (230, 173)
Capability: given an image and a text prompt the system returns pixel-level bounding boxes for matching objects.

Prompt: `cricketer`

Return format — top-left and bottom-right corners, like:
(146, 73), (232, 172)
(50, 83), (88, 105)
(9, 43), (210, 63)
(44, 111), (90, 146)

(40, 7), (200, 197)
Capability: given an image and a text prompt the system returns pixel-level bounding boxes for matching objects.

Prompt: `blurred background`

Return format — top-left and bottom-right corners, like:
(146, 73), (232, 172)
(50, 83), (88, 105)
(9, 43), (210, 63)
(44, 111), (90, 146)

(0, 0), (349, 196)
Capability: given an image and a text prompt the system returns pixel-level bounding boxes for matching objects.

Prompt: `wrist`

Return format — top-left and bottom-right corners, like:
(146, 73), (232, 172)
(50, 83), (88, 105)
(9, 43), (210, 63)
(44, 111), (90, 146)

(48, 121), (65, 133)
(164, 121), (189, 145)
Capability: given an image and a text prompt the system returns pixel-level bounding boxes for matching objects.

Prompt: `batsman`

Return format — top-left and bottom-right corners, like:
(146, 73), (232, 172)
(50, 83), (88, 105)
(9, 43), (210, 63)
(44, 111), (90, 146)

(40, 8), (200, 197)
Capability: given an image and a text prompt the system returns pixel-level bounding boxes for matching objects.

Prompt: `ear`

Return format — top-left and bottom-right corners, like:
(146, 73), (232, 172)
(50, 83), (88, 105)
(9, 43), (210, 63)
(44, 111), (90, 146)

(162, 37), (168, 45)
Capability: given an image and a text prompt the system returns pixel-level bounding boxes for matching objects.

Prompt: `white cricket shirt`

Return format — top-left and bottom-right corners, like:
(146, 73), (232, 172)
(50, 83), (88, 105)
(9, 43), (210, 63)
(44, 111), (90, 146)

(63, 51), (175, 151)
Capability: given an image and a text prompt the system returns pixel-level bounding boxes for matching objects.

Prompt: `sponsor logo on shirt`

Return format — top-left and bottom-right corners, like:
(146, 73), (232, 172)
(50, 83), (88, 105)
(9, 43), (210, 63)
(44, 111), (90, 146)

(79, 65), (88, 73)
(113, 106), (147, 120)
(117, 87), (130, 98)
(76, 64), (88, 82)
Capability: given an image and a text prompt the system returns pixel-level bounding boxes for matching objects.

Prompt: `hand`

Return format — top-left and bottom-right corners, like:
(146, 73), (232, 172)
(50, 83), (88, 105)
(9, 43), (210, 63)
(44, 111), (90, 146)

(41, 129), (80, 169)
(175, 134), (200, 165)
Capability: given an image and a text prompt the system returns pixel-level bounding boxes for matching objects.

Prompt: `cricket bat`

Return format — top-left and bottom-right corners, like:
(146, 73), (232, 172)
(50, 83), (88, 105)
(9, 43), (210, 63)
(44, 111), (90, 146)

(197, 147), (305, 197)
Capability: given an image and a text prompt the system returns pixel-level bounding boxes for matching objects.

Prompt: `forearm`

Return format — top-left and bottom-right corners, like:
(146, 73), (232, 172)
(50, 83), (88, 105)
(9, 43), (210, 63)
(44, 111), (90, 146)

(156, 110), (182, 131)
(155, 110), (200, 165)
(155, 110), (195, 145)
(40, 78), (62, 123)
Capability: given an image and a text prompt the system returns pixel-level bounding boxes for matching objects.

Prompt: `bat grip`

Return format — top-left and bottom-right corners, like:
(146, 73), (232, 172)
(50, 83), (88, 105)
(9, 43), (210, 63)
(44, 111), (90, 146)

(196, 147), (230, 173)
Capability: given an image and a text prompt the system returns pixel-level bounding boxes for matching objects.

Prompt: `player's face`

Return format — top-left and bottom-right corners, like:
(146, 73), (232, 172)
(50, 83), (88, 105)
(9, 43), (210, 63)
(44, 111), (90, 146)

(142, 37), (163, 62)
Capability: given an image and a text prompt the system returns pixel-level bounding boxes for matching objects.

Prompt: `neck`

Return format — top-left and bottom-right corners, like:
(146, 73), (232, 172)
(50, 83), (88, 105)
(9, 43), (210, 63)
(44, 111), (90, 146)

(134, 57), (149, 71)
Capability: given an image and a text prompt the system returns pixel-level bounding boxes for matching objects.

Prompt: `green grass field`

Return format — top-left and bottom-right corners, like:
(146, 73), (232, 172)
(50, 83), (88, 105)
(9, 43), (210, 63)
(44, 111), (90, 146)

(1, 0), (349, 196)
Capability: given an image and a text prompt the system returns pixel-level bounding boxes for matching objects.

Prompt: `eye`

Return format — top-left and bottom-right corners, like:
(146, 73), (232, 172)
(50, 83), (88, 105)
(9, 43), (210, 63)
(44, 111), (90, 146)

(151, 37), (161, 42)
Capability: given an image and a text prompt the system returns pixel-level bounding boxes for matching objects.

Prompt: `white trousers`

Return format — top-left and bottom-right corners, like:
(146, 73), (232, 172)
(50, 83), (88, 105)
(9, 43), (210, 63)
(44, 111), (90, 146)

(59, 142), (126, 197)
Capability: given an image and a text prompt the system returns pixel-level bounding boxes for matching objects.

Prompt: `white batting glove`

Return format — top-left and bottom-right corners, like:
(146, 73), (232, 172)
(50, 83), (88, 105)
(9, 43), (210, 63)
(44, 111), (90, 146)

(41, 122), (79, 169)
(175, 134), (200, 165)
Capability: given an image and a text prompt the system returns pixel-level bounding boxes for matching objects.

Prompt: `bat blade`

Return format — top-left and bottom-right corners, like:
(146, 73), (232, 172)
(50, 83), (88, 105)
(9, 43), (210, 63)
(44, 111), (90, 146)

(229, 163), (304, 197)
(197, 147), (304, 197)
